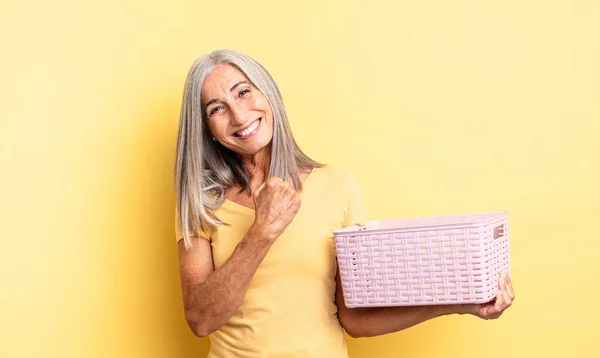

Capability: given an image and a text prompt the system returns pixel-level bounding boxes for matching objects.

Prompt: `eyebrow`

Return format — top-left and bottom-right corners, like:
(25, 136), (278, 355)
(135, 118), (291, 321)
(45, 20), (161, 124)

(230, 81), (248, 92)
(203, 81), (250, 111)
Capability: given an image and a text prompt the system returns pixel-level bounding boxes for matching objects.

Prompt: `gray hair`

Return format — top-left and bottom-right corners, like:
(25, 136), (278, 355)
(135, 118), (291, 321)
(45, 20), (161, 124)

(175, 49), (323, 249)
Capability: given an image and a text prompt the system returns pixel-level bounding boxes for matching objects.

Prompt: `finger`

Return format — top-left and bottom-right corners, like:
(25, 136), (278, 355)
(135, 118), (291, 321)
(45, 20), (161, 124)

(477, 299), (494, 318)
(505, 275), (515, 301)
(496, 288), (512, 313)
(476, 303), (490, 318)
(266, 177), (283, 190)
(273, 177), (294, 196)
(265, 177), (287, 200)
(499, 275), (514, 304)
(281, 182), (297, 199)
(498, 274), (505, 290)
(283, 182), (297, 198)
(490, 290), (505, 316)
(500, 289), (512, 310)
(291, 194), (301, 212)
(253, 182), (266, 199)
(277, 178), (288, 191)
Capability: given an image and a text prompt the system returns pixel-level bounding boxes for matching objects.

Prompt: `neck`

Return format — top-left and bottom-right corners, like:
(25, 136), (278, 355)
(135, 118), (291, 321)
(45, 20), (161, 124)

(240, 146), (271, 185)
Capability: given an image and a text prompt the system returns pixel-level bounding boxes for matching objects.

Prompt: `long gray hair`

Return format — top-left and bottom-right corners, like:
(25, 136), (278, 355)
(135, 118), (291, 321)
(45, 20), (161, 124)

(175, 49), (323, 249)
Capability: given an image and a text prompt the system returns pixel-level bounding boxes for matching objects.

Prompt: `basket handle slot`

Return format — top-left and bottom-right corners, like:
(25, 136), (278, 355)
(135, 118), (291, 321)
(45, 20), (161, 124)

(493, 225), (505, 239)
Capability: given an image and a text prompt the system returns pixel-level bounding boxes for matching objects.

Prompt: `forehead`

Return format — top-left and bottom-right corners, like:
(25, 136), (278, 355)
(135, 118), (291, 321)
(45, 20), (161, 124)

(201, 64), (249, 102)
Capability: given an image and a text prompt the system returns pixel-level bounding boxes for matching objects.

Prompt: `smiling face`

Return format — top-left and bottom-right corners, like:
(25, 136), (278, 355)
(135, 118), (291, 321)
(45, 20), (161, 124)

(201, 64), (274, 158)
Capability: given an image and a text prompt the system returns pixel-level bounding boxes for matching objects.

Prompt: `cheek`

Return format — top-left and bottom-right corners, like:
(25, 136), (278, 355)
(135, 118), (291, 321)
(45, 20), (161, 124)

(251, 94), (271, 113)
(255, 98), (274, 129)
(207, 119), (227, 137)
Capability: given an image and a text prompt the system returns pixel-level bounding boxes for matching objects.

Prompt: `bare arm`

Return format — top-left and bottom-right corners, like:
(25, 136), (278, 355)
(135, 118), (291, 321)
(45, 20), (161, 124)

(335, 267), (515, 338)
(178, 177), (301, 337)
(178, 228), (275, 337)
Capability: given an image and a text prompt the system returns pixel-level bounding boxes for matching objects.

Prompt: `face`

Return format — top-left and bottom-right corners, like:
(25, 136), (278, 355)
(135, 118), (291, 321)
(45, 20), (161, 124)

(201, 64), (274, 157)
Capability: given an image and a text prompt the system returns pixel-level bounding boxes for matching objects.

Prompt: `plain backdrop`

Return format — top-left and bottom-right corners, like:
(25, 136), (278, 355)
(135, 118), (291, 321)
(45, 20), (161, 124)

(1, 0), (599, 357)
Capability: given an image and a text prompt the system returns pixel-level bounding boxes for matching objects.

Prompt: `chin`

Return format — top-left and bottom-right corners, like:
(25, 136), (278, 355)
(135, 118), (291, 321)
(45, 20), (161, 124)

(238, 140), (271, 156)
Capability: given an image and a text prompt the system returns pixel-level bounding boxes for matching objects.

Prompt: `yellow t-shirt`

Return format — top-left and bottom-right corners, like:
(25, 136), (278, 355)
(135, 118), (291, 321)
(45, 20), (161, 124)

(176, 166), (367, 358)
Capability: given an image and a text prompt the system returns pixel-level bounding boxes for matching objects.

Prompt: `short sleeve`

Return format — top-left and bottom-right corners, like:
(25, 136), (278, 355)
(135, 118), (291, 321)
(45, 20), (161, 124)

(175, 209), (210, 243)
(340, 172), (368, 228)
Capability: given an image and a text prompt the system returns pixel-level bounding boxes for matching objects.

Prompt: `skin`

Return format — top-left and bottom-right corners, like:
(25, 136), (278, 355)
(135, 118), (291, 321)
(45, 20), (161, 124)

(203, 64), (275, 189)
(177, 64), (515, 339)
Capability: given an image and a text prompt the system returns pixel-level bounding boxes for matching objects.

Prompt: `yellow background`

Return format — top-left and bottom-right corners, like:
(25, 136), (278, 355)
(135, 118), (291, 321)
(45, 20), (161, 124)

(2, 0), (599, 357)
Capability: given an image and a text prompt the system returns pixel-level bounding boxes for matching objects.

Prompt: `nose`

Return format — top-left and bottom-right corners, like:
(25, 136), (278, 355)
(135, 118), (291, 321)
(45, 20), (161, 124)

(229, 102), (251, 126)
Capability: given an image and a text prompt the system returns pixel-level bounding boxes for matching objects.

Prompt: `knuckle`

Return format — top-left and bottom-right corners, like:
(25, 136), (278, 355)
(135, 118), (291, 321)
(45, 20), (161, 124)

(267, 178), (281, 188)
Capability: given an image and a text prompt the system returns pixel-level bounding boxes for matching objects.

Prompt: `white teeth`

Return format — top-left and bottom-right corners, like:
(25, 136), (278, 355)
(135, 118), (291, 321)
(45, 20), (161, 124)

(237, 120), (259, 137)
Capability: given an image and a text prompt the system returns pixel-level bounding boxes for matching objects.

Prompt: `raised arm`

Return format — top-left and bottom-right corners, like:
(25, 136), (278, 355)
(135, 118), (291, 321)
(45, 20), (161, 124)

(177, 177), (301, 337)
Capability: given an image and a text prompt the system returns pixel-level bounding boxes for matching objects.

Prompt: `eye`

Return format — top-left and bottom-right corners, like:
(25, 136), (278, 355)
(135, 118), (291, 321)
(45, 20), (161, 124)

(208, 106), (223, 116)
(238, 88), (251, 97)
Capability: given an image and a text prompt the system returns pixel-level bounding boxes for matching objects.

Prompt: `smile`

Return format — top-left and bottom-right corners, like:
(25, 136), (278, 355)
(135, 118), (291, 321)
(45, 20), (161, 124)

(234, 119), (261, 139)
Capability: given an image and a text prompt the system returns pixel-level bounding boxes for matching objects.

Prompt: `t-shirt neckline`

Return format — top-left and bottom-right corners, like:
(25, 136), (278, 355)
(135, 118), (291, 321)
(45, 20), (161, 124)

(223, 168), (317, 212)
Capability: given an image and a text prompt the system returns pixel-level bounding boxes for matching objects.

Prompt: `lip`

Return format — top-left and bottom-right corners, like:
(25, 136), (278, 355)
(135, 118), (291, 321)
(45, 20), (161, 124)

(234, 118), (261, 140)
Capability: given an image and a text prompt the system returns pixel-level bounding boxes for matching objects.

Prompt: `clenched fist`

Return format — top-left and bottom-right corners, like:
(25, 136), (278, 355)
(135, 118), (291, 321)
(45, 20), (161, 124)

(250, 177), (301, 242)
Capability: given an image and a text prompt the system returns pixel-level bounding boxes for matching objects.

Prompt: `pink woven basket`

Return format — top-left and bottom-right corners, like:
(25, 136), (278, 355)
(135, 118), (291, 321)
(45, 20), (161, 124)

(334, 212), (510, 308)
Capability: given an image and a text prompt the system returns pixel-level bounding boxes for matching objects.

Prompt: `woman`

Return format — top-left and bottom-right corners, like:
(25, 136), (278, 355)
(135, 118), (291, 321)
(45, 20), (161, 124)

(174, 49), (515, 357)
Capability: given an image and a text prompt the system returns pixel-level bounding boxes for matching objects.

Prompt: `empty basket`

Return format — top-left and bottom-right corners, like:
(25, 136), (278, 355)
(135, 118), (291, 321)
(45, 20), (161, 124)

(334, 212), (510, 308)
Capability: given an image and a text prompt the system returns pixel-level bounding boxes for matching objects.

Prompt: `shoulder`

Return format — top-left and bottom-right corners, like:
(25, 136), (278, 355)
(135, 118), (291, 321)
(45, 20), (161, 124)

(311, 165), (355, 183)
(310, 165), (361, 190)
(312, 166), (367, 226)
